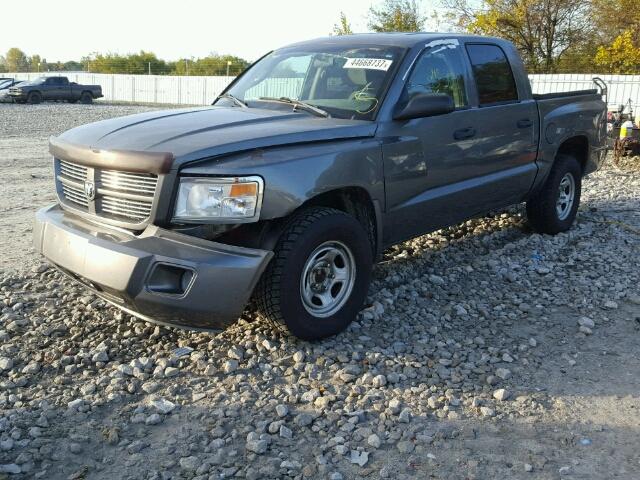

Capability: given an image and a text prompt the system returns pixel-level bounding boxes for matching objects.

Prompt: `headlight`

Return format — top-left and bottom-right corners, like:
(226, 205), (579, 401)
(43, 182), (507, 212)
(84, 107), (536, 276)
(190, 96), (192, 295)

(173, 176), (263, 222)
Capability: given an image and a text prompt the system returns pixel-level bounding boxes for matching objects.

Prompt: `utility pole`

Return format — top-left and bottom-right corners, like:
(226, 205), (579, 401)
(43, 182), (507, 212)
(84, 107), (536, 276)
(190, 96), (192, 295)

(185, 59), (189, 76)
(226, 60), (232, 77)
(148, 62), (151, 75)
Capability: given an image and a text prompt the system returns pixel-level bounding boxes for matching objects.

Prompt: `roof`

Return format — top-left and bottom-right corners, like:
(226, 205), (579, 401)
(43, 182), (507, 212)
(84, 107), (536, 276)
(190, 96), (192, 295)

(282, 32), (506, 50)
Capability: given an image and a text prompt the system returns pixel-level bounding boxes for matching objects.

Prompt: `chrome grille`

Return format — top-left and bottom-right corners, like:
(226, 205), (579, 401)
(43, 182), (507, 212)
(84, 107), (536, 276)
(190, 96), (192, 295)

(101, 196), (154, 221)
(60, 160), (87, 182)
(100, 170), (158, 195)
(55, 158), (159, 226)
(61, 182), (89, 208)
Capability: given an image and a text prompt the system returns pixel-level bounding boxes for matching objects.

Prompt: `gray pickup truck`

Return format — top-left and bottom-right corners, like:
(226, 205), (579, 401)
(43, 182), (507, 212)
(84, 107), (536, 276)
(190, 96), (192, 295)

(9, 76), (103, 104)
(34, 33), (607, 340)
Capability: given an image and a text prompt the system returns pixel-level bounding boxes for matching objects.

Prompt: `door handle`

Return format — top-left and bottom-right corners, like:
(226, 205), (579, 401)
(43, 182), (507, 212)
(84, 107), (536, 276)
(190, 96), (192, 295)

(454, 127), (476, 140)
(517, 119), (533, 128)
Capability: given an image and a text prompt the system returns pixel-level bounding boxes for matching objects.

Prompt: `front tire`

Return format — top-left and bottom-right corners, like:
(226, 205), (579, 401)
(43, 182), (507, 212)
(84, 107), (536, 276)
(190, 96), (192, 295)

(255, 207), (373, 340)
(526, 154), (582, 234)
(27, 92), (42, 104)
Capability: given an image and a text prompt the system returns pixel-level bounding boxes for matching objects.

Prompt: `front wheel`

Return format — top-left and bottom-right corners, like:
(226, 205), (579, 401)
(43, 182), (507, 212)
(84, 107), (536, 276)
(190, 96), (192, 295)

(526, 154), (582, 234)
(79, 92), (93, 104)
(255, 207), (373, 340)
(27, 92), (42, 104)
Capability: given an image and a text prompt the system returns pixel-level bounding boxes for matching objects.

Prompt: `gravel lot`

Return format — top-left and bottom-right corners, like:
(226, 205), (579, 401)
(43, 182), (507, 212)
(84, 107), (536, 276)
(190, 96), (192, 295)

(1, 103), (639, 480)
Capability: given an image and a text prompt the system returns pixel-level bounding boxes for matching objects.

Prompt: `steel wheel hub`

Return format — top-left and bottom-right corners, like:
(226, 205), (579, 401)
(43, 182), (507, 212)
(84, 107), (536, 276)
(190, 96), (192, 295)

(300, 241), (356, 318)
(556, 173), (575, 221)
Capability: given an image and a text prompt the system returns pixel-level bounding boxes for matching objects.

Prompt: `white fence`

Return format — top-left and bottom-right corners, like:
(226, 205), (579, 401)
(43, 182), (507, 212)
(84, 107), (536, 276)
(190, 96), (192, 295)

(529, 74), (640, 112)
(5, 72), (640, 111)
(5, 72), (235, 105)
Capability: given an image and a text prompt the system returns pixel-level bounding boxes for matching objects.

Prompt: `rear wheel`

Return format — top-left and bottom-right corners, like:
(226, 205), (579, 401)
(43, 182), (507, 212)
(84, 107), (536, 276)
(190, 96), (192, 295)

(526, 154), (582, 234)
(255, 207), (373, 340)
(79, 92), (93, 104)
(27, 92), (42, 104)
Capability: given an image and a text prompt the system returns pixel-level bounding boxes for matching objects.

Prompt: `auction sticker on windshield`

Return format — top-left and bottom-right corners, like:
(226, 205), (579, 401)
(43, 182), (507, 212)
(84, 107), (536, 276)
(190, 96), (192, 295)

(343, 58), (393, 71)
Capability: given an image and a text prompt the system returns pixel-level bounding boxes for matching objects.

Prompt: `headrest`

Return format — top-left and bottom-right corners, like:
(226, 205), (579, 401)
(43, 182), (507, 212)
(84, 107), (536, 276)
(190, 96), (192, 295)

(347, 68), (367, 86)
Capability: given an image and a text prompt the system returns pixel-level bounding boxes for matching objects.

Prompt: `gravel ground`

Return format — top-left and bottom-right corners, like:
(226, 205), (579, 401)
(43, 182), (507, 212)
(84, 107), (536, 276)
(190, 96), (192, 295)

(1, 104), (639, 480)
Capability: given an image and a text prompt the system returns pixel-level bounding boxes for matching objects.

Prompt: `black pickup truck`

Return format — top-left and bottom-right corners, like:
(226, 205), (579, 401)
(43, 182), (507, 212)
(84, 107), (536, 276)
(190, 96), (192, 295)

(9, 76), (103, 104)
(34, 33), (607, 340)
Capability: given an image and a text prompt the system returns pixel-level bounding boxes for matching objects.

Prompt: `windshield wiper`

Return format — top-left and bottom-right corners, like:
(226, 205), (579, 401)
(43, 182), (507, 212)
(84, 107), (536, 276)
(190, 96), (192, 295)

(258, 96), (330, 118)
(216, 93), (248, 108)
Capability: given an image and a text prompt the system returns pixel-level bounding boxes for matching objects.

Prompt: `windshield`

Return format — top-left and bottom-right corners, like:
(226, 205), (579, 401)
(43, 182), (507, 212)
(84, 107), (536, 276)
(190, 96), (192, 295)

(219, 44), (405, 120)
(26, 77), (47, 85)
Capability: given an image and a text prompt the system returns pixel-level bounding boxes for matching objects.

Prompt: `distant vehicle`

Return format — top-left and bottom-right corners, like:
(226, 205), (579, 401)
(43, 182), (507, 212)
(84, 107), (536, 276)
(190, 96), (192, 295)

(0, 78), (22, 90)
(9, 76), (103, 104)
(0, 79), (24, 103)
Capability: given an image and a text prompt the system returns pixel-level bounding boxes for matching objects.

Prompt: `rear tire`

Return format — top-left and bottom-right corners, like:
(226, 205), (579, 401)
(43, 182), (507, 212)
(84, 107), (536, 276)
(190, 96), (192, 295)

(79, 92), (93, 104)
(255, 207), (373, 340)
(27, 92), (42, 104)
(526, 154), (582, 234)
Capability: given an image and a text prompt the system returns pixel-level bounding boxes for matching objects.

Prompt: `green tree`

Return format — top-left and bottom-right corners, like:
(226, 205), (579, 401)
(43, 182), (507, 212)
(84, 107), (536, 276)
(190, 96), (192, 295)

(590, 0), (640, 72)
(171, 54), (249, 76)
(6, 48), (29, 72)
(86, 51), (169, 74)
(63, 60), (84, 71)
(0, 55), (6, 73)
(333, 12), (353, 35)
(591, 0), (640, 45)
(368, 0), (426, 32)
(444, 0), (592, 73)
(595, 30), (640, 73)
(30, 54), (42, 72)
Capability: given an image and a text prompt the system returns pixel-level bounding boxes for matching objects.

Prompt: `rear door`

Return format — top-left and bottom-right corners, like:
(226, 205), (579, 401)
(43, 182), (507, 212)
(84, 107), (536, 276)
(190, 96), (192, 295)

(461, 43), (538, 206)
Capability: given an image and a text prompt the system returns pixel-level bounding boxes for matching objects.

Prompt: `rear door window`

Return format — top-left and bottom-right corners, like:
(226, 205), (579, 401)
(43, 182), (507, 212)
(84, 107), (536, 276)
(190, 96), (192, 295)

(466, 44), (518, 105)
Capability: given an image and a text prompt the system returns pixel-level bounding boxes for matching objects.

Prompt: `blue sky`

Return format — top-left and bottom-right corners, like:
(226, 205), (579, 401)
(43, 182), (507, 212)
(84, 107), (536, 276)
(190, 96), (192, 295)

(0, 0), (441, 62)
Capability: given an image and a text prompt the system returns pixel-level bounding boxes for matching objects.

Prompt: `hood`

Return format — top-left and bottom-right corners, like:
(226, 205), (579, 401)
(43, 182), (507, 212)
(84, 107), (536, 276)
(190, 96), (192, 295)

(57, 106), (377, 166)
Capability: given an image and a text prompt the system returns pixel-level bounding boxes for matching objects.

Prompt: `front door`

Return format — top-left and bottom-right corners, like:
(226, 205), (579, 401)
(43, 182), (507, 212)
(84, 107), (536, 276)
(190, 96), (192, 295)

(45, 77), (62, 100)
(380, 40), (481, 244)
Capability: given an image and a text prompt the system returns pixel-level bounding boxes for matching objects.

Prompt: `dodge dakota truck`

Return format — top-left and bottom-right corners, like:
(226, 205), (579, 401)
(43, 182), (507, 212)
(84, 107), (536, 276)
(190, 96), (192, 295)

(34, 34), (607, 340)
(10, 76), (103, 104)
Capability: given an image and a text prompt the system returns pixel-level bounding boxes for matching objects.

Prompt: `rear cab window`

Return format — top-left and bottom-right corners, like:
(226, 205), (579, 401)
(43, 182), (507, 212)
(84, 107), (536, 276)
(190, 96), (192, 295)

(466, 44), (518, 106)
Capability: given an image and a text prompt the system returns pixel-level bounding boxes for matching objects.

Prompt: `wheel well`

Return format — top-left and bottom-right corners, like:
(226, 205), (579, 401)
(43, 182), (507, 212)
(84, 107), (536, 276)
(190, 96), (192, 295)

(302, 187), (378, 254)
(212, 187), (378, 254)
(557, 136), (588, 172)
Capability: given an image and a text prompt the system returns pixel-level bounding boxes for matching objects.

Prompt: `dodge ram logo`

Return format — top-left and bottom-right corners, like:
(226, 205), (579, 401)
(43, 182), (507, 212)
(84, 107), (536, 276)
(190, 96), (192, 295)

(84, 181), (95, 201)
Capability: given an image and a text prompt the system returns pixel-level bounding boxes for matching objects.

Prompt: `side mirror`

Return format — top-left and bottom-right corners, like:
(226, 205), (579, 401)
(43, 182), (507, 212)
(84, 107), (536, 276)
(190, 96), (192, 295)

(393, 93), (455, 120)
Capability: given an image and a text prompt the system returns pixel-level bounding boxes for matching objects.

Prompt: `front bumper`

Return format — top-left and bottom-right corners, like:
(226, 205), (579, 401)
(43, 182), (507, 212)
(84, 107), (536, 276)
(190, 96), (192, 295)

(34, 204), (273, 329)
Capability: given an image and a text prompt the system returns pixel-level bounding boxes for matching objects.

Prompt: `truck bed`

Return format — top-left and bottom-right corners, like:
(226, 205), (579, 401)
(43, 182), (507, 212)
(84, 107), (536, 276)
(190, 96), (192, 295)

(533, 89), (599, 100)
